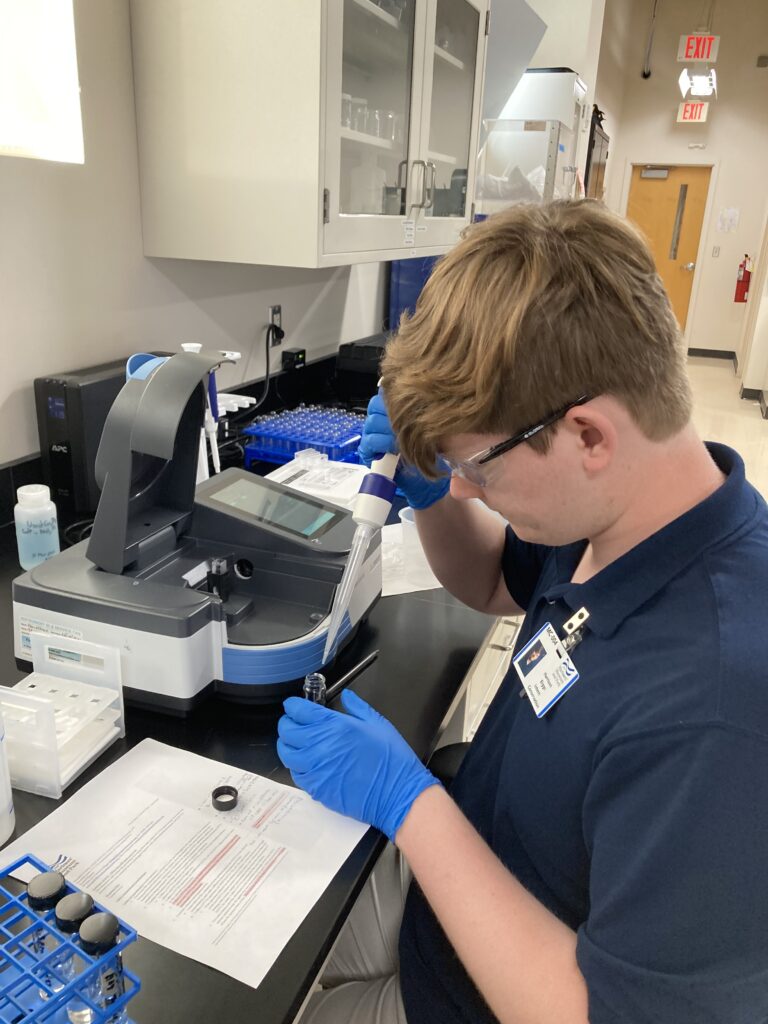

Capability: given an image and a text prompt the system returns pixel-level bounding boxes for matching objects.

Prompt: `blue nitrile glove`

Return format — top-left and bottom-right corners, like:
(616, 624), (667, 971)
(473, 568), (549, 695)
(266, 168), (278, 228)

(277, 689), (441, 841)
(358, 391), (449, 510)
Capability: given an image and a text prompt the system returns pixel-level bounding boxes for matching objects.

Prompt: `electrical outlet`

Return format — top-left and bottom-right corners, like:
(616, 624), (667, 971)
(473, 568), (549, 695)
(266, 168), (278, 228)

(268, 304), (282, 346)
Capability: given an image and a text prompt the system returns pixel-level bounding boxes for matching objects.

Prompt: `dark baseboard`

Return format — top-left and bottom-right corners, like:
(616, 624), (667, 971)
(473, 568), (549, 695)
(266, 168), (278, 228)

(741, 385), (768, 417)
(740, 387), (768, 419)
(688, 348), (737, 361)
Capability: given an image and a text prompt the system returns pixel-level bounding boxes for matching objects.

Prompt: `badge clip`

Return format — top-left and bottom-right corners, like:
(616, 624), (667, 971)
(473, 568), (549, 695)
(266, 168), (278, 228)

(561, 606), (590, 652)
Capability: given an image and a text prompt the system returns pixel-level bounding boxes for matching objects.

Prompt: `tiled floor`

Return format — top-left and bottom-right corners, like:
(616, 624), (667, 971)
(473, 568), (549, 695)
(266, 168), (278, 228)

(687, 355), (768, 499)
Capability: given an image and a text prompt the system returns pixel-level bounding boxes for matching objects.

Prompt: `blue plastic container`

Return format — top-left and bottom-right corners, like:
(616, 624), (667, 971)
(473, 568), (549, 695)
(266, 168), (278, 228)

(388, 257), (438, 330)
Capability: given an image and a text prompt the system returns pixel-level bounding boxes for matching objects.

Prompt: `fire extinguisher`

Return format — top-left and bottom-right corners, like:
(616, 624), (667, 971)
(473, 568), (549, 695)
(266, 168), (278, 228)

(734, 254), (752, 303)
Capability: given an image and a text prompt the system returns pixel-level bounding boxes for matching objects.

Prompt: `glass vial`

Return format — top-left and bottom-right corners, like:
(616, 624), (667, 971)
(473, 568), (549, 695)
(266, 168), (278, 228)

(14, 484), (60, 570)
(341, 93), (352, 128)
(303, 672), (327, 704)
(350, 97), (368, 133)
(71, 912), (126, 1024)
(26, 870), (67, 998)
(49, 892), (95, 1000)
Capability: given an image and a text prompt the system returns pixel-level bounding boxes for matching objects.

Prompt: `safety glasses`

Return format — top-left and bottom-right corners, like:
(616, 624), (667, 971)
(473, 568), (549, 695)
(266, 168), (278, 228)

(439, 395), (592, 487)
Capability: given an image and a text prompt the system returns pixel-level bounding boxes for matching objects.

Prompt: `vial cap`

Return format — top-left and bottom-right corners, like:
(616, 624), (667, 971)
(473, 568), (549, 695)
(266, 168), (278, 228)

(27, 871), (66, 911)
(79, 912), (119, 955)
(16, 484), (51, 507)
(55, 892), (94, 933)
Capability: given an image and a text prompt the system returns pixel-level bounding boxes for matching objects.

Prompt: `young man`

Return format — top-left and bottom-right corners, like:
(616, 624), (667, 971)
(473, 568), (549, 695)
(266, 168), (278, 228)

(278, 201), (768, 1024)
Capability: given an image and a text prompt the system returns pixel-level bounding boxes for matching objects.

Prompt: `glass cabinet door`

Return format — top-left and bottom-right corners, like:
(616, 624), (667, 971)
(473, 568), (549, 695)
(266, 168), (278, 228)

(416, 0), (483, 242)
(339, 0), (415, 217)
(324, 0), (421, 256)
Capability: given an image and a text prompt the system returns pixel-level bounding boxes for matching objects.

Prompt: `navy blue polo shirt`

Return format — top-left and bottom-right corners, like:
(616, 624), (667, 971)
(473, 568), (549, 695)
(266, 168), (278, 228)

(399, 443), (768, 1024)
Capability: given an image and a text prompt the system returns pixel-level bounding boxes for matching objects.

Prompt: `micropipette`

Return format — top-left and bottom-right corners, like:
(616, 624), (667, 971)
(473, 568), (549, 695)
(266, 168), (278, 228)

(322, 451), (399, 663)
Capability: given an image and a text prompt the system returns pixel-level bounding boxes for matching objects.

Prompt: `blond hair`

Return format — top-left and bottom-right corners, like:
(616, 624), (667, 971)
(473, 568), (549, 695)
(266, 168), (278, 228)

(381, 200), (692, 477)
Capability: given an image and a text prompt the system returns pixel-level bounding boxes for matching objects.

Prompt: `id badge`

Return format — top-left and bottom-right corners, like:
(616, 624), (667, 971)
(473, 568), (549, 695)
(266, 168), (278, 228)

(513, 622), (580, 718)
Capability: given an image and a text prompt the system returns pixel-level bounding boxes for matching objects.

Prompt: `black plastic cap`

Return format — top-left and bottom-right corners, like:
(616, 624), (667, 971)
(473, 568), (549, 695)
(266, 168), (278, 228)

(79, 911), (119, 955)
(55, 893), (95, 933)
(27, 871), (66, 911)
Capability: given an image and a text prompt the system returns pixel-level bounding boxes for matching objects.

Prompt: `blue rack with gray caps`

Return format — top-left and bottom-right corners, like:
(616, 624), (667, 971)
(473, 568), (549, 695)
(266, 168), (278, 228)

(0, 853), (140, 1023)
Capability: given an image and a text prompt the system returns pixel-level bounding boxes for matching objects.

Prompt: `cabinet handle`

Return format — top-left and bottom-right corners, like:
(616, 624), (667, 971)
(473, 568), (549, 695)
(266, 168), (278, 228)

(412, 160), (428, 208)
(397, 160), (408, 190)
(396, 160), (408, 213)
(424, 161), (436, 210)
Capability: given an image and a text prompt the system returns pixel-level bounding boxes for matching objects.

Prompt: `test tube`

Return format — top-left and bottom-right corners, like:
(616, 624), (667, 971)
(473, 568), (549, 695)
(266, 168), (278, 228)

(71, 912), (126, 1024)
(52, 893), (95, 998)
(27, 870), (67, 998)
(303, 672), (327, 704)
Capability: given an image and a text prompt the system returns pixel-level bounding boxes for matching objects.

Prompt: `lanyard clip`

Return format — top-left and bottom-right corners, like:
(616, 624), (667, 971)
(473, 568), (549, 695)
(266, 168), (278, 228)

(561, 606), (590, 652)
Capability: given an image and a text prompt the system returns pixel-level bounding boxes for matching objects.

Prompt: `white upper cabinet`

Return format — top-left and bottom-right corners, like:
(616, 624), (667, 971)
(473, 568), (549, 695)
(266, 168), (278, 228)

(129, 0), (489, 268)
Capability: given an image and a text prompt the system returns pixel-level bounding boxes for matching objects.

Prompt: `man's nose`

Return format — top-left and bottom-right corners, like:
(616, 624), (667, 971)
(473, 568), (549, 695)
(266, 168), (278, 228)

(450, 475), (484, 502)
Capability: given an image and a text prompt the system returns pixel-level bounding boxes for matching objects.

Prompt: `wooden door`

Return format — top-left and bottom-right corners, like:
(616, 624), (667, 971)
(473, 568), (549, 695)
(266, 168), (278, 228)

(626, 165), (711, 330)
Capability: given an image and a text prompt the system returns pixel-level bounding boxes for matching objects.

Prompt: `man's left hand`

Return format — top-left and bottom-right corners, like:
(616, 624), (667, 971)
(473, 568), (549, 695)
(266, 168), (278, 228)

(277, 689), (441, 841)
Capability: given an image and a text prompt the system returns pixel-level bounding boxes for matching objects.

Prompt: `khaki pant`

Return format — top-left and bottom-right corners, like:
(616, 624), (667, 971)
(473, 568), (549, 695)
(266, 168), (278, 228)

(298, 845), (410, 1024)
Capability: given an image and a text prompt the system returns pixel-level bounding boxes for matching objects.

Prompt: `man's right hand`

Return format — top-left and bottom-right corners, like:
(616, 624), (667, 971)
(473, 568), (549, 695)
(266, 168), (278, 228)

(358, 391), (450, 510)
(359, 393), (519, 616)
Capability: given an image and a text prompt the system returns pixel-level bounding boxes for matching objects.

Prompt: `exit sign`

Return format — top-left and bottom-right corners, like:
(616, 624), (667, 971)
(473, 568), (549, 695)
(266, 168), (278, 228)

(677, 34), (720, 61)
(677, 101), (709, 122)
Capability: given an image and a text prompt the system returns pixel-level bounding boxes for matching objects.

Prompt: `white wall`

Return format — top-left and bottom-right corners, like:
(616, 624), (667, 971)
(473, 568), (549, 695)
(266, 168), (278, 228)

(527, 0), (604, 75)
(0, 0), (386, 466)
(739, 206), (768, 391)
(525, 0), (607, 175)
(750, 277), (768, 392)
(591, 0), (635, 202)
(599, 0), (768, 356)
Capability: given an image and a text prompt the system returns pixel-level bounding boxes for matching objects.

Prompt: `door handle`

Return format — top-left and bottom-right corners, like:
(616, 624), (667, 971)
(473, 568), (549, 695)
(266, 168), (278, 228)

(411, 160), (428, 209)
(682, 262), (696, 271)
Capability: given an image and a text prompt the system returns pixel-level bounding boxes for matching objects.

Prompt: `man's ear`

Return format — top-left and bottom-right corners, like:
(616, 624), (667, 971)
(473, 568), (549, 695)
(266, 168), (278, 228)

(562, 405), (617, 475)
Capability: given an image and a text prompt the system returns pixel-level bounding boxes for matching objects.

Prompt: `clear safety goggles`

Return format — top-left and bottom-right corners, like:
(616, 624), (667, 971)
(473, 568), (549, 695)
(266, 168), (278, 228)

(438, 395), (592, 488)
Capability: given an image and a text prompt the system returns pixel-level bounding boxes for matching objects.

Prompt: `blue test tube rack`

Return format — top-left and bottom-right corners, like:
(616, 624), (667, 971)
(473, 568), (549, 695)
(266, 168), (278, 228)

(243, 404), (365, 466)
(0, 854), (140, 1024)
